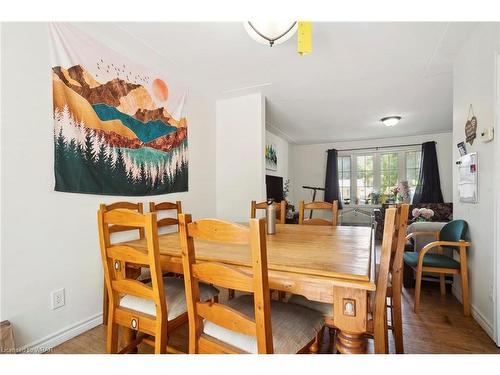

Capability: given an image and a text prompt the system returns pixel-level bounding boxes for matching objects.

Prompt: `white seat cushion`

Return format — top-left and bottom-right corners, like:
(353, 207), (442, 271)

(287, 294), (333, 317)
(203, 294), (324, 354)
(119, 276), (219, 320)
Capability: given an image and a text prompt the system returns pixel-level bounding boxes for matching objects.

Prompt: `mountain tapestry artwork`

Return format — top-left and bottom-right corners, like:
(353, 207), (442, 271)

(50, 24), (188, 196)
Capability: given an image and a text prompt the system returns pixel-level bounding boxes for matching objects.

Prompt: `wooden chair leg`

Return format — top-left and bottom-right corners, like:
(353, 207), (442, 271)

(459, 248), (470, 316)
(328, 326), (336, 354)
(102, 280), (109, 326)
(374, 303), (388, 354)
(309, 328), (323, 354)
(278, 291), (286, 301)
(439, 274), (446, 296)
(391, 284), (404, 354)
(106, 320), (119, 354)
(154, 322), (168, 354)
(122, 327), (138, 354)
(414, 267), (423, 313)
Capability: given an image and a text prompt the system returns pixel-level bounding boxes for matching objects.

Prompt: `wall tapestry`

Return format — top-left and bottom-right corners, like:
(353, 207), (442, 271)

(49, 23), (188, 196)
(265, 143), (277, 171)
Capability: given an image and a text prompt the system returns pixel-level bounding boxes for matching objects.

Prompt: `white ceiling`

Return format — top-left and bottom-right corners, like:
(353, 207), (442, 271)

(114, 22), (476, 144)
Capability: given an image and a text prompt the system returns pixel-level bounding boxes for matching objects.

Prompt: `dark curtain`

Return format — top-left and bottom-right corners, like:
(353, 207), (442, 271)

(413, 141), (444, 204)
(324, 149), (343, 209)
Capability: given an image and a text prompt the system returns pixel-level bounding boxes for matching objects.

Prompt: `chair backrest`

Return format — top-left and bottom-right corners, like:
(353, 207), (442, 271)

(149, 201), (182, 230)
(101, 202), (145, 238)
(179, 214), (273, 354)
(390, 204), (410, 276)
(372, 207), (397, 353)
(250, 200), (286, 224)
(298, 200), (338, 226)
(439, 220), (468, 243)
(97, 208), (166, 324)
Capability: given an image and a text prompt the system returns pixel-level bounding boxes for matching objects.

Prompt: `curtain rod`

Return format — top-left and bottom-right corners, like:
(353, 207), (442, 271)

(325, 141), (436, 153)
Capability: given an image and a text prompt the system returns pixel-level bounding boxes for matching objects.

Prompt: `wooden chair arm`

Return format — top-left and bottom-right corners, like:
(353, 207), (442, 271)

(405, 231), (440, 241)
(417, 240), (470, 268)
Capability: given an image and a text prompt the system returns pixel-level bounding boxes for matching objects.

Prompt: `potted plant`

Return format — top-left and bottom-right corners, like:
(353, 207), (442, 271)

(390, 185), (400, 203)
(368, 191), (381, 205)
(283, 179), (295, 219)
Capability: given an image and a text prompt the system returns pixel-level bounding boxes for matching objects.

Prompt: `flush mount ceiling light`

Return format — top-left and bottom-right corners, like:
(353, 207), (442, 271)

(244, 21), (298, 47)
(381, 116), (402, 127)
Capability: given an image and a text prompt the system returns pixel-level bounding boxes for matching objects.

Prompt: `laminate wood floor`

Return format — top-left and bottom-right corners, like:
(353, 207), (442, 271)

(51, 284), (500, 354)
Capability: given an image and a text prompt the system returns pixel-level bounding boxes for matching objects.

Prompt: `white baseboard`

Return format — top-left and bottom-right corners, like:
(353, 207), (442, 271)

(19, 313), (103, 354)
(452, 285), (495, 340)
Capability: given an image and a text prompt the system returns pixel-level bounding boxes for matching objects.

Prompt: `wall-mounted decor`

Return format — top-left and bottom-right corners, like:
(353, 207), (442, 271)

(465, 104), (477, 145)
(457, 141), (467, 156)
(265, 143), (278, 171)
(50, 24), (188, 196)
(457, 152), (478, 203)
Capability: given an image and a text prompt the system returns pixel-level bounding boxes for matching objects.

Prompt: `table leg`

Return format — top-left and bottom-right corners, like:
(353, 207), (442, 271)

(336, 331), (367, 354)
(332, 286), (369, 354)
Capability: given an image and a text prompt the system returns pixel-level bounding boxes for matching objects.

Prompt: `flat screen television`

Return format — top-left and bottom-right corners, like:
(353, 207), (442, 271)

(266, 175), (284, 203)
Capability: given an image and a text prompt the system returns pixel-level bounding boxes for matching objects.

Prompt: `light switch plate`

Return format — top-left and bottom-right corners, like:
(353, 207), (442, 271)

(481, 127), (494, 143)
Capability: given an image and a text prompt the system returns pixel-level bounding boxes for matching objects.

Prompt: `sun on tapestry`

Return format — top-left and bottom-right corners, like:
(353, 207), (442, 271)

(50, 23), (188, 196)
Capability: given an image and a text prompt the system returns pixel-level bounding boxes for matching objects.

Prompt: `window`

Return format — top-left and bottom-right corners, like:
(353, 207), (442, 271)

(337, 156), (351, 205)
(406, 150), (422, 195)
(356, 155), (373, 204)
(337, 146), (421, 205)
(380, 153), (399, 194)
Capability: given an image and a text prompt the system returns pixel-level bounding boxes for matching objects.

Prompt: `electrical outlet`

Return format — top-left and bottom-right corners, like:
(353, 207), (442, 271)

(51, 288), (65, 310)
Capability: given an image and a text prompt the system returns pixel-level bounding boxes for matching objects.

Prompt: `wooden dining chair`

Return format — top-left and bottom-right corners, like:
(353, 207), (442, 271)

(288, 207), (397, 354)
(366, 207), (398, 354)
(250, 199), (288, 301)
(403, 220), (470, 315)
(178, 214), (325, 354)
(149, 201), (182, 230)
(101, 202), (144, 326)
(98, 208), (219, 354)
(384, 203), (410, 354)
(250, 200), (286, 224)
(298, 200), (338, 226)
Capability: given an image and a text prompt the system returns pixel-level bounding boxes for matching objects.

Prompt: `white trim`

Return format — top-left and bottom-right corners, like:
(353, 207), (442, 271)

(18, 313), (102, 354)
(452, 285), (495, 340)
(494, 51), (500, 346)
(266, 121), (297, 144)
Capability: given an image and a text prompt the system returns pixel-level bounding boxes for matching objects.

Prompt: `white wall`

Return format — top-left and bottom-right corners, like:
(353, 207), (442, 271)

(265, 130), (290, 182)
(215, 93), (266, 221)
(289, 132), (453, 207)
(452, 23), (500, 341)
(0, 23), (217, 349)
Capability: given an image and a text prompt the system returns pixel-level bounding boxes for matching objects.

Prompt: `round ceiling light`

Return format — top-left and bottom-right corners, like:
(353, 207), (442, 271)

(243, 21), (298, 47)
(381, 116), (402, 127)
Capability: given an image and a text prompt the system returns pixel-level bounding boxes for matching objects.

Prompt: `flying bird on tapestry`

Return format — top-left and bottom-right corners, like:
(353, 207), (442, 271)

(49, 23), (188, 196)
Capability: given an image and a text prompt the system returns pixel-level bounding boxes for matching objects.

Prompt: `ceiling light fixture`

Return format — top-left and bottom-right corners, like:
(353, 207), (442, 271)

(244, 21), (298, 47)
(381, 116), (402, 127)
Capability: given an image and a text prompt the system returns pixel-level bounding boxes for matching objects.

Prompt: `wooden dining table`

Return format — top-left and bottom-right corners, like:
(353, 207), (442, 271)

(122, 223), (376, 354)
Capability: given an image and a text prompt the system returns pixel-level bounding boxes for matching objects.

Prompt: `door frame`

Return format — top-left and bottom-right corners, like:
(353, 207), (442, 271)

(494, 51), (500, 346)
